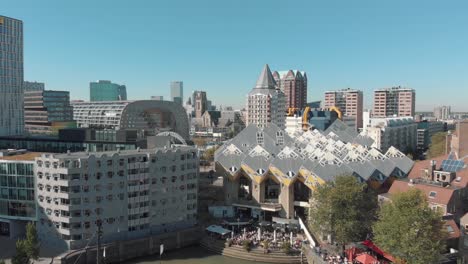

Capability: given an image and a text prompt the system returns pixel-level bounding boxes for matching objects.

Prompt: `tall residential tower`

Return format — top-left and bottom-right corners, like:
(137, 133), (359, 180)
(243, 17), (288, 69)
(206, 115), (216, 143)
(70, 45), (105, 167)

(324, 88), (363, 129)
(0, 15), (24, 136)
(373, 86), (415, 118)
(272, 70), (307, 109)
(247, 64), (286, 129)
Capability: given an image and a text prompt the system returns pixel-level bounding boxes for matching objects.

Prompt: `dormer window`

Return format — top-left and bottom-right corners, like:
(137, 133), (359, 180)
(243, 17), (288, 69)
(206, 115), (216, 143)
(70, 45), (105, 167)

(276, 131), (284, 146)
(429, 191), (437, 198)
(287, 171), (295, 177)
(229, 166), (238, 173)
(256, 132), (264, 145)
(256, 168), (265, 175)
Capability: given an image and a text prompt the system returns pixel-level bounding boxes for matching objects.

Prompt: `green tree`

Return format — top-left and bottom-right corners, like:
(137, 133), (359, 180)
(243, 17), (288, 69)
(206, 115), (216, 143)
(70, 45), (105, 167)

(203, 146), (218, 162)
(427, 132), (447, 158)
(25, 222), (40, 260)
(308, 175), (377, 250)
(12, 240), (31, 264)
(373, 189), (446, 264)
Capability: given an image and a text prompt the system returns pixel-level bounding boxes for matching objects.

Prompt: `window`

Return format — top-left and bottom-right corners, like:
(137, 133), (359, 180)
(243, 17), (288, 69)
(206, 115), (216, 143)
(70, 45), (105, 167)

(256, 131), (264, 145)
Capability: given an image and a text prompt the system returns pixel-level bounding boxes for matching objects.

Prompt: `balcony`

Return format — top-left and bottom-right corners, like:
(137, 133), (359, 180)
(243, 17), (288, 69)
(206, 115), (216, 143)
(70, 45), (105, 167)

(233, 199), (282, 212)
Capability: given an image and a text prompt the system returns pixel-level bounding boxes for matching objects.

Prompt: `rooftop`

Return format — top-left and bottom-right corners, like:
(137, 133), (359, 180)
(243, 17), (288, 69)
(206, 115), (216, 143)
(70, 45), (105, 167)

(0, 150), (43, 161)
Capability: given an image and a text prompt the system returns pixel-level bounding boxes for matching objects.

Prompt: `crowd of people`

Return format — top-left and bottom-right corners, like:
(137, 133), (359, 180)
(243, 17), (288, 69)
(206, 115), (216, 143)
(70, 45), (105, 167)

(227, 226), (304, 252)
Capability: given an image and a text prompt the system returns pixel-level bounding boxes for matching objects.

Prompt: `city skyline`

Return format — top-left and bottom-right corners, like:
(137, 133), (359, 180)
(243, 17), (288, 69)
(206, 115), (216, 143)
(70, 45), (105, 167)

(2, 0), (468, 111)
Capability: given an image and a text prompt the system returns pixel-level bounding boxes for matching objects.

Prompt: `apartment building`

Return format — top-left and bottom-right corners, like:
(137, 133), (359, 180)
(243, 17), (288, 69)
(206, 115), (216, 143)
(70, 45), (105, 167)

(272, 70), (307, 109)
(35, 146), (199, 250)
(324, 88), (363, 129)
(373, 86), (415, 117)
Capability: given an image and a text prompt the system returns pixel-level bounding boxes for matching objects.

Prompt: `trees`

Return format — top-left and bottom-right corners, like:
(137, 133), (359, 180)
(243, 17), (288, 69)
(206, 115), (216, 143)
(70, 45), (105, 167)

(12, 240), (30, 264)
(12, 222), (39, 264)
(373, 189), (446, 264)
(26, 222), (40, 260)
(427, 132), (447, 158)
(308, 175), (377, 250)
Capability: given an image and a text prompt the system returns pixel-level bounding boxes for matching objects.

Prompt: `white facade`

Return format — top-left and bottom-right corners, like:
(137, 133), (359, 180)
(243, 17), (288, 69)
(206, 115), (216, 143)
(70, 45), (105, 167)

(247, 65), (286, 129)
(0, 16), (24, 136)
(362, 112), (417, 153)
(434, 106), (451, 120)
(35, 147), (198, 250)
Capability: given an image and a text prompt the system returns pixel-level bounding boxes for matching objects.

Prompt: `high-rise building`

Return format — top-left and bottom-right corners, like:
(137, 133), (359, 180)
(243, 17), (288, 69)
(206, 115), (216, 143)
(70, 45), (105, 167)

(272, 70), (307, 109)
(0, 15), (24, 136)
(246, 65), (286, 129)
(434, 106), (451, 120)
(24, 81), (45, 91)
(192, 91), (208, 118)
(373, 86), (415, 118)
(170, 81), (183, 105)
(90, 80), (127, 101)
(324, 88), (363, 129)
(24, 90), (75, 135)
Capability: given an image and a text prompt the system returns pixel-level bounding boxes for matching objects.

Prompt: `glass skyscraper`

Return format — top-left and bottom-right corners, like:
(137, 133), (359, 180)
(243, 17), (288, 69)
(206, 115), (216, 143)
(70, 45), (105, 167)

(90, 80), (127, 101)
(170, 81), (183, 105)
(0, 15), (24, 136)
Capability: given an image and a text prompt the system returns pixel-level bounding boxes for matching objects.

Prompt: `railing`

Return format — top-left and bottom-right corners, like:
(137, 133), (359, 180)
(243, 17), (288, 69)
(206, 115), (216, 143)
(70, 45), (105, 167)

(298, 216), (317, 248)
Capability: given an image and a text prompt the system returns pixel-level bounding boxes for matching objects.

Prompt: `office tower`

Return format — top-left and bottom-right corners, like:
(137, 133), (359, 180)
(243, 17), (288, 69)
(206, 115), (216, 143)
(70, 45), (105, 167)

(192, 91), (208, 118)
(247, 64), (286, 129)
(90, 80), (127, 101)
(35, 146), (199, 250)
(434, 106), (451, 120)
(373, 86), (415, 117)
(24, 90), (75, 135)
(324, 88), (364, 129)
(24, 81), (45, 91)
(0, 15), (24, 136)
(151, 96), (164, 101)
(170, 81), (183, 105)
(272, 70), (307, 109)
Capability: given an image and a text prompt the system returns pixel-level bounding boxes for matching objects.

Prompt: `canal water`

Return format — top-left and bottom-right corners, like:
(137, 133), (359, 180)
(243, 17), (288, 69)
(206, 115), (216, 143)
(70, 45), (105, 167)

(125, 245), (269, 264)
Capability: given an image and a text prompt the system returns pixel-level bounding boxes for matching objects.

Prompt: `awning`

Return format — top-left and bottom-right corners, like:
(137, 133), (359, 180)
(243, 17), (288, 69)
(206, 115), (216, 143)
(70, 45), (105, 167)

(258, 221), (271, 227)
(362, 240), (395, 262)
(272, 217), (299, 225)
(205, 225), (232, 236)
(355, 253), (378, 264)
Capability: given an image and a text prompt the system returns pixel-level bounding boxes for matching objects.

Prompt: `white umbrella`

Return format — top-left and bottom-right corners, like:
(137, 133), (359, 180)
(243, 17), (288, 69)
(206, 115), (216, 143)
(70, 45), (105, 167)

(257, 227), (261, 241)
(290, 232), (293, 246)
(243, 227), (246, 239)
(273, 229), (277, 242)
(231, 226), (234, 239)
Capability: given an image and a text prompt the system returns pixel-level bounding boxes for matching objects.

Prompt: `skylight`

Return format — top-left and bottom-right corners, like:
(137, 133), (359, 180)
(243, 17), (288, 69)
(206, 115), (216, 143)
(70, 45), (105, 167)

(429, 191), (437, 198)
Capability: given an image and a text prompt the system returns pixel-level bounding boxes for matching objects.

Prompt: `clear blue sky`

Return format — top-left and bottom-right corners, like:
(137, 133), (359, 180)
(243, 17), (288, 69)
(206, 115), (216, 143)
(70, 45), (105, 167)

(3, 0), (468, 111)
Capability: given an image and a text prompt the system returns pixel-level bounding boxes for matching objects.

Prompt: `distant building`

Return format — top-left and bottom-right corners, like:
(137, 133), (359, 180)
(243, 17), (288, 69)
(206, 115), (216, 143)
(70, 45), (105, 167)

(170, 81), (183, 104)
(324, 88), (363, 129)
(0, 150), (38, 238)
(0, 15), (24, 136)
(193, 91), (208, 118)
(35, 146), (199, 250)
(151, 96), (164, 101)
(306, 101), (321, 109)
(71, 100), (190, 140)
(362, 112), (417, 153)
(90, 80), (127, 101)
(24, 81), (45, 91)
(24, 90), (75, 136)
(373, 86), (415, 117)
(434, 106), (451, 120)
(285, 108), (339, 134)
(416, 121), (446, 152)
(247, 64), (286, 129)
(272, 70), (307, 109)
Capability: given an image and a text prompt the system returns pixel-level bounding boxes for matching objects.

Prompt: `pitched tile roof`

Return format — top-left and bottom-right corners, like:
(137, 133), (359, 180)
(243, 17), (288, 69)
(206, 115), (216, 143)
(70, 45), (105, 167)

(388, 180), (455, 205)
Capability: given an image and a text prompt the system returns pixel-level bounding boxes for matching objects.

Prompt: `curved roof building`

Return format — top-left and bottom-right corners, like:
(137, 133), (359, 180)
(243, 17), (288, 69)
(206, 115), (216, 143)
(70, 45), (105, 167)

(72, 100), (189, 139)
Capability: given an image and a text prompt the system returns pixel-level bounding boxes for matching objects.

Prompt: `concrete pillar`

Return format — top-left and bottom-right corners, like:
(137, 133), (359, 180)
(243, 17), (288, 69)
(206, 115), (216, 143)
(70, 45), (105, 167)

(279, 183), (294, 218)
(252, 182), (261, 203)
